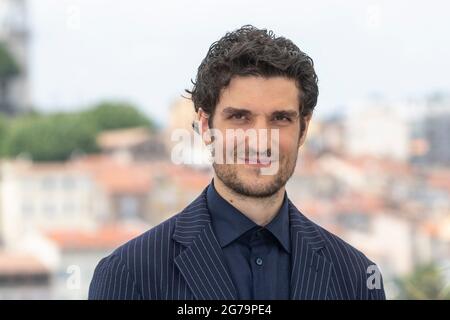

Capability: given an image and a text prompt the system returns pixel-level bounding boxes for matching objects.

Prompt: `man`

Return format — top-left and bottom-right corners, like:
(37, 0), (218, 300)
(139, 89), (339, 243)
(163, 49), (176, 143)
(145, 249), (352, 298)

(89, 25), (386, 300)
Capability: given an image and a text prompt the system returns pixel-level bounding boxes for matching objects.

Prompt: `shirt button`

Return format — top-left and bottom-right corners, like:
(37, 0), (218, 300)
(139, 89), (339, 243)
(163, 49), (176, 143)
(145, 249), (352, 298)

(255, 257), (263, 266)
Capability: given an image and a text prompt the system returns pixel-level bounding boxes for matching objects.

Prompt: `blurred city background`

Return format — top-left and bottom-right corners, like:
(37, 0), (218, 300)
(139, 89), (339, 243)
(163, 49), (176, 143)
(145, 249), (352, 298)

(0, 0), (449, 299)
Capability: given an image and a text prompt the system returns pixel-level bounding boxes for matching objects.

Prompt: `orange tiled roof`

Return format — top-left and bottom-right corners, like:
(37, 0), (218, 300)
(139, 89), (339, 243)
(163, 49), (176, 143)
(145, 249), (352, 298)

(343, 155), (414, 176)
(72, 154), (153, 194)
(45, 224), (147, 250)
(10, 154), (153, 194)
(0, 252), (49, 275)
(427, 169), (450, 192)
(333, 192), (385, 214)
(152, 162), (212, 189)
(96, 127), (152, 149)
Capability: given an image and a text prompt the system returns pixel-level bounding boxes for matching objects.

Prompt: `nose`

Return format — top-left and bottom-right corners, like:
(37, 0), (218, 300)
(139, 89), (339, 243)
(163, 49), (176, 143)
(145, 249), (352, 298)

(245, 117), (272, 156)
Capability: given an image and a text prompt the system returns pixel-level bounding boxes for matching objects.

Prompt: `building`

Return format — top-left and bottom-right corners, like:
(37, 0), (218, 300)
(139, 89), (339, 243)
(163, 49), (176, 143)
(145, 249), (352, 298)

(421, 97), (450, 166)
(344, 99), (410, 161)
(164, 97), (211, 168)
(0, 154), (154, 247)
(0, 154), (152, 298)
(96, 126), (167, 162)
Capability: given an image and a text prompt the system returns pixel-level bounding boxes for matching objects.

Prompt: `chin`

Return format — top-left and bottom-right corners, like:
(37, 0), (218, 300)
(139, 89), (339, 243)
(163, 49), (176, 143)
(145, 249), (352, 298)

(236, 173), (282, 193)
(214, 162), (288, 197)
(236, 167), (269, 179)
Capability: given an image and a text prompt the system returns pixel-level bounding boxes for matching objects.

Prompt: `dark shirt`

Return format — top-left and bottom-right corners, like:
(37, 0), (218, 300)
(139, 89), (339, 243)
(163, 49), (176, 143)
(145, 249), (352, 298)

(206, 179), (291, 299)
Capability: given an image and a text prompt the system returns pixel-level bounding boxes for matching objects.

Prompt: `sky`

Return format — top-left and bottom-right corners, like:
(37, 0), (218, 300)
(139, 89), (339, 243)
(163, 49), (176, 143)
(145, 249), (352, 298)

(27, 0), (450, 125)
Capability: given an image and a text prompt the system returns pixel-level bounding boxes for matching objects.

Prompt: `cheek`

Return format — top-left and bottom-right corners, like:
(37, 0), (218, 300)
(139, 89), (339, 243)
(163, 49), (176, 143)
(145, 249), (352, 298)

(277, 131), (300, 154)
(278, 142), (294, 157)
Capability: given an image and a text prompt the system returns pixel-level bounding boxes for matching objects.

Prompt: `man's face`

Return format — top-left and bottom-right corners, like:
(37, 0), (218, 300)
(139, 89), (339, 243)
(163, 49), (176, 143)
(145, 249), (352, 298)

(202, 75), (311, 198)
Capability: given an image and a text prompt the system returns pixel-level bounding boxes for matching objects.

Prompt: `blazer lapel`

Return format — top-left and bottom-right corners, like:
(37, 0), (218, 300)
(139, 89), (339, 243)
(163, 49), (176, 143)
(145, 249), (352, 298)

(288, 200), (334, 300)
(173, 188), (238, 300)
(172, 187), (333, 300)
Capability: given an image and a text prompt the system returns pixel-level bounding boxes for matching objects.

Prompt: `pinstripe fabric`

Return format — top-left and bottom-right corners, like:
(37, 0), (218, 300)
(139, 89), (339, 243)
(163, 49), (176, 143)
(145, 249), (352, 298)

(89, 185), (386, 300)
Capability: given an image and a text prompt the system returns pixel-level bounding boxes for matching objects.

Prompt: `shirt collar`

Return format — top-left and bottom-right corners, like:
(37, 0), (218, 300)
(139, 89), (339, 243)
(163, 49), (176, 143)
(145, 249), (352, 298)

(206, 179), (291, 253)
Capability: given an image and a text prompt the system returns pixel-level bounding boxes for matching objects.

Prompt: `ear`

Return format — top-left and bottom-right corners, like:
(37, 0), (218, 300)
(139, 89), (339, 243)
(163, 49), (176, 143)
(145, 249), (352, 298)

(197, 108), (212, 145)
(298, 113), (313, 148)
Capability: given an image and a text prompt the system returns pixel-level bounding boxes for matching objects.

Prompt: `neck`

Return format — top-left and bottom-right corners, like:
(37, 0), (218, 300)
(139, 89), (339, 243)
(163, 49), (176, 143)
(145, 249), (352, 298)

(213, 175), (286, 226)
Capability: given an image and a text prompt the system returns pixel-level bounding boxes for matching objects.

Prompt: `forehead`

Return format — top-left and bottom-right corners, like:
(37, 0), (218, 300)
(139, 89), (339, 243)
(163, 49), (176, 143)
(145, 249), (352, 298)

(216, 75), (300, 113)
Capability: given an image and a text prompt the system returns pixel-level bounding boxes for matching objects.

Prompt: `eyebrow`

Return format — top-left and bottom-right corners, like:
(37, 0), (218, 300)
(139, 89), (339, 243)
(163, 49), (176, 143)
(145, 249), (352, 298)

(271, 110), (299, 118)
(221, 107), (299, 118)
(222, 107), (252, 116)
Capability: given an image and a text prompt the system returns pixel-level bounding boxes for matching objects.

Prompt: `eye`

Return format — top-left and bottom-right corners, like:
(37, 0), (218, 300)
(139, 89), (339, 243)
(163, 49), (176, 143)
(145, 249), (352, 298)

(229, 113), (248, 121)
(273, 115), (292, 122)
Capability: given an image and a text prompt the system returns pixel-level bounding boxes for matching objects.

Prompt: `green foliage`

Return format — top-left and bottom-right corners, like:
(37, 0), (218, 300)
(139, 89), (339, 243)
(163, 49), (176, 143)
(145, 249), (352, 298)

(0, 42), (20, 80)
(395, 263), (450, 299)
(0, 101), (156, 162)
(0, 113), (8, 156)
(4, 112), (98, 161)
(82, 101), (156, 132)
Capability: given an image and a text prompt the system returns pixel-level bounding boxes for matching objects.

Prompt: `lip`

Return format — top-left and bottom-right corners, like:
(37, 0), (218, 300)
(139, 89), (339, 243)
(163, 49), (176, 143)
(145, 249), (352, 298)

(238, 157), (273, 167)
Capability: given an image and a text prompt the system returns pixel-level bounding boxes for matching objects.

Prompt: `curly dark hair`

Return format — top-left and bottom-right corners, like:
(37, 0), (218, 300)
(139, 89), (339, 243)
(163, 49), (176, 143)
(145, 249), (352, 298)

(185, 24), (319, 131)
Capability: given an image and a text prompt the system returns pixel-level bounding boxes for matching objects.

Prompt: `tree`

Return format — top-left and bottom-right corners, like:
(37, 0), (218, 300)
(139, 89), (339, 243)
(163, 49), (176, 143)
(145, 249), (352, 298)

(4, 112), (99, 161)
(82, 101), (157, 132)
(395, 263), (450, 299)
(0, 43), (20, 114)
(1, 101), (157, 161)
(0, 114), (8, 156)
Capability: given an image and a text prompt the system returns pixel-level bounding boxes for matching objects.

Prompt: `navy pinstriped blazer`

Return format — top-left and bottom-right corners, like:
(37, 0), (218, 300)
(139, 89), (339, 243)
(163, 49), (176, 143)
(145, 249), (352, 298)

(89, 185), (386, 300)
